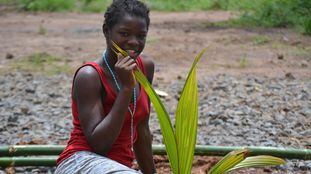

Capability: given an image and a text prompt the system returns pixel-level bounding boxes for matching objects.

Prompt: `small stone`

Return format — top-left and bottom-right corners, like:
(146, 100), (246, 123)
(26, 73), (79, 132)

(207, 111), (218, 117)
(8, 115), (18, 122)
(277, 53), (284, 60)
(5, 53), (14, 59)
(25, 87), (35, 93)
(285, 72), (295, 80)
(20, 106), (29, 114)
(300, 61), (308, 68)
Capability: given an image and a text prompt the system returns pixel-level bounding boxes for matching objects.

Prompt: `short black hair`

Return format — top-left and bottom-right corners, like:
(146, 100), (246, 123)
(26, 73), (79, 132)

(104, 0), (150, 30)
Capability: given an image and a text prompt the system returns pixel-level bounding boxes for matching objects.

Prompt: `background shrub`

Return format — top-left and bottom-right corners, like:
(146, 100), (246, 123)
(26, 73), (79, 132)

(239, 0), (311, 35)
(0, 0), (310, 35)
(20, 0), (75, 12)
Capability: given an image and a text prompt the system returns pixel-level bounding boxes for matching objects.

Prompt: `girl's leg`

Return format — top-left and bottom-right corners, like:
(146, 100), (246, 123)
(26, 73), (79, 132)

(54, 151), (141, 174)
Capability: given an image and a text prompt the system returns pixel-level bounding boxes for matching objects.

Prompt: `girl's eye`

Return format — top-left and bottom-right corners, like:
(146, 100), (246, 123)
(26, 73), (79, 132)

(120, 32), (129, 37)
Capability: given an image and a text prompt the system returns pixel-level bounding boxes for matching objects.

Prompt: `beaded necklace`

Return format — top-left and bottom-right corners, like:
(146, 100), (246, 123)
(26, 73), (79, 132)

(102, 51), (137, 151)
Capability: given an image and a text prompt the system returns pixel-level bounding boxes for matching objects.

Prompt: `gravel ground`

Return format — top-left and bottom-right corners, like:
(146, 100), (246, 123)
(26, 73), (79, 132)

(0, 72), (310, 173)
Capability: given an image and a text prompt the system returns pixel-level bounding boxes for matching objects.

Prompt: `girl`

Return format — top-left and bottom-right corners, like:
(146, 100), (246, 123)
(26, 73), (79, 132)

(55, 0), (156, 173)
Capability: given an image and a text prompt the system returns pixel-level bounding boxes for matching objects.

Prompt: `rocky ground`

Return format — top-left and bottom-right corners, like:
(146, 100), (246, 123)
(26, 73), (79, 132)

(0, 72), (310, 173)
(0, 11), (310, 173)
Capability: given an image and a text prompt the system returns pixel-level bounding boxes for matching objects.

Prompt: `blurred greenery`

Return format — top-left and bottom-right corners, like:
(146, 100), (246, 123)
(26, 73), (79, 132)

(19, 0), (76, 12)
(0, 0), (310, 35)
(237, 0), (311, 35)
(251, 35), (271, 45)
(9, 53), (73, 75)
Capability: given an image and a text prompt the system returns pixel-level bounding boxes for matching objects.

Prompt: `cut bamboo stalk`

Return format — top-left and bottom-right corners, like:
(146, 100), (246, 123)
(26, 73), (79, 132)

(0, 145), (310, 167)
(0, 145), (64, 156)
(0, 145), (310, 159)
(0, 157), (58, 167)
(153, 145), (311, 160)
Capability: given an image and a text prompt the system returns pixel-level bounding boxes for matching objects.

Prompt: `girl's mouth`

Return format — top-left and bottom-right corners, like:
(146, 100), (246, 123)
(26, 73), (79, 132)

(110, 40), (140, 60)
(126, 50), (139, 59)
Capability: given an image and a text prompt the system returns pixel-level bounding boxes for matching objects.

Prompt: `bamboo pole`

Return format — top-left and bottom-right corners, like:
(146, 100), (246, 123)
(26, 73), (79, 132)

(0, 157), (58, 167)
(0, 145), (64, 156)
(152, 145), (311, 160)
(0, 145), (310, 167)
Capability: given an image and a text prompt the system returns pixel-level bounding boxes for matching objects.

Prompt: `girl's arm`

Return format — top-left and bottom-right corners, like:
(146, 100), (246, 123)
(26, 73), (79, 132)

(74, 56), (137, 155)
(134, 57), (156, 173)
(134, 117), (156, 173)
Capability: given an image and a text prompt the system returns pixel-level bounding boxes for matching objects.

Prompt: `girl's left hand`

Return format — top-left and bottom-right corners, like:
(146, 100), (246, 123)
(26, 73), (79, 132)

(114, 53), (137, 90)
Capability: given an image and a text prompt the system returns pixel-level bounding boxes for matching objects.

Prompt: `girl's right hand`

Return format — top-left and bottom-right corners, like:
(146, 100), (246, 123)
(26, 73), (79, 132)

(114, 53), (137, 90)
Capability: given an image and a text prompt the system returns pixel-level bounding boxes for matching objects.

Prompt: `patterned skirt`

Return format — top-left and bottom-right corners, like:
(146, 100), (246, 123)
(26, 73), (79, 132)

(54, 151), (141, 174)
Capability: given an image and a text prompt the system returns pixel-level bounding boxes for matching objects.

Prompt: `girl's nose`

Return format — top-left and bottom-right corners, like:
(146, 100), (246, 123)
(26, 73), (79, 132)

(127, 36), (139, 47)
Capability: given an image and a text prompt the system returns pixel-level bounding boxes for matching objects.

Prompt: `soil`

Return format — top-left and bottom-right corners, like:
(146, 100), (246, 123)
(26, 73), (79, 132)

(0, 11), (310, 173)
(0, 11), (310, 79)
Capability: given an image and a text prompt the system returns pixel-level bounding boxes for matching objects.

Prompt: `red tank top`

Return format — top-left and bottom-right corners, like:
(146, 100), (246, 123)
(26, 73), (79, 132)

(57, 56), (150, 167)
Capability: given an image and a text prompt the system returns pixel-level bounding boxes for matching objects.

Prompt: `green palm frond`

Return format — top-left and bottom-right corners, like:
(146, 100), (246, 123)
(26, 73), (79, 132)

(175, 49), (206, 173)
(111, 41), (285, 174)
(111, 41), (179, 173)
(227, 155), (286, 173)
(208, 149), (248, 174)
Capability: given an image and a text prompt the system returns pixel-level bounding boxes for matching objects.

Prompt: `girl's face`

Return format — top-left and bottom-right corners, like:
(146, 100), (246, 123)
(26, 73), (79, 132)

(107, 13), (148, 59)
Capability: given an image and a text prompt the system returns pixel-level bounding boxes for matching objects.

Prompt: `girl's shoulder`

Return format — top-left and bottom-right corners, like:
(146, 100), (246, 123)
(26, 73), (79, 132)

(72, 61), (104, 94)
(74, 61), (101, 82)
(139, 53), (155, 83)
(139, 53), (154, 70)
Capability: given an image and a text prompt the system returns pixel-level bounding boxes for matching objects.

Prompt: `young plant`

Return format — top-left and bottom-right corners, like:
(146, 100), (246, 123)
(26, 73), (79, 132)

(208, 149), (285, 174)
(112, 42), (285, 174)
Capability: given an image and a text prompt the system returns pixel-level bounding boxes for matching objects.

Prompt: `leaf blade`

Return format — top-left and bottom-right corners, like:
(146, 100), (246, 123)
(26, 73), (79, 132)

(175, 49), (207, 173)
(227, 155), (286, 172)
(111, 41), (179, 173)
(134, 69), (179, 173)
(208, 149), (248, 174)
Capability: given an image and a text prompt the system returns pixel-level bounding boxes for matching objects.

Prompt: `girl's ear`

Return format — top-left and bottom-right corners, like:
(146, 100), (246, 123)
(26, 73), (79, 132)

(102, 23), (109, 38)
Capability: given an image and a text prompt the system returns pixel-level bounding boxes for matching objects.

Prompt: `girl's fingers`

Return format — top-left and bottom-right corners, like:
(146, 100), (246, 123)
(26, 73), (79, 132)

(117, 56), (135, 67)
(116, 53), (124, 60)
(123, 58), (136, 67)
(115, 55), (125, 66)
(125, 63), (137, 71)
(122, 60), (137, 71)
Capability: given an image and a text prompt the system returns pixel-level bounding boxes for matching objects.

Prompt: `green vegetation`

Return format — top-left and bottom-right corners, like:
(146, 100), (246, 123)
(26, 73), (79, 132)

(0, 0), (256, 12)
(19, 0), (75, 12)
(38, 24), (47, 35)
(9, 53), (73, 75)
(251, 35), (271, 45)
(207, 0), (262, 11)
(144, 0), (210, 11)
(0, 0), (111, 12)
(146, 36), (159, 44)
(0, 0), (15, 4)
(237, 0), (311, 35)
(1, 0), (309, 35)
(79, 0), (111, 12)
(293, 46), (311, 60)
(112, 42), (285, 173)
(239, 55), (248, 68)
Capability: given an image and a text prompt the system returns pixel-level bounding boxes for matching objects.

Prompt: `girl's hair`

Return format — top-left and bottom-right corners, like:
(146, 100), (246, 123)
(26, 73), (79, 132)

(104, 0), (150, 29)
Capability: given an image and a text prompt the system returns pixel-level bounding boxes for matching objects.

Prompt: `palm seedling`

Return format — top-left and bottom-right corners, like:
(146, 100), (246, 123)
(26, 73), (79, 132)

(111, 41), (285, 174)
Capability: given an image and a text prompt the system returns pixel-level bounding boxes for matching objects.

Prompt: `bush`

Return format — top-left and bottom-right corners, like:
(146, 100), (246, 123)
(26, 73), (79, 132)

(208, 0), (262, 11)
(145, 0), (211, 11)
(20, 0), (75, 12)
(294, 0), (311, 35)
(5, 0), (311, 35)
(79, 0), (111, 13)
(301, 18), (311, 35)
(239, 0), (311, 35)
